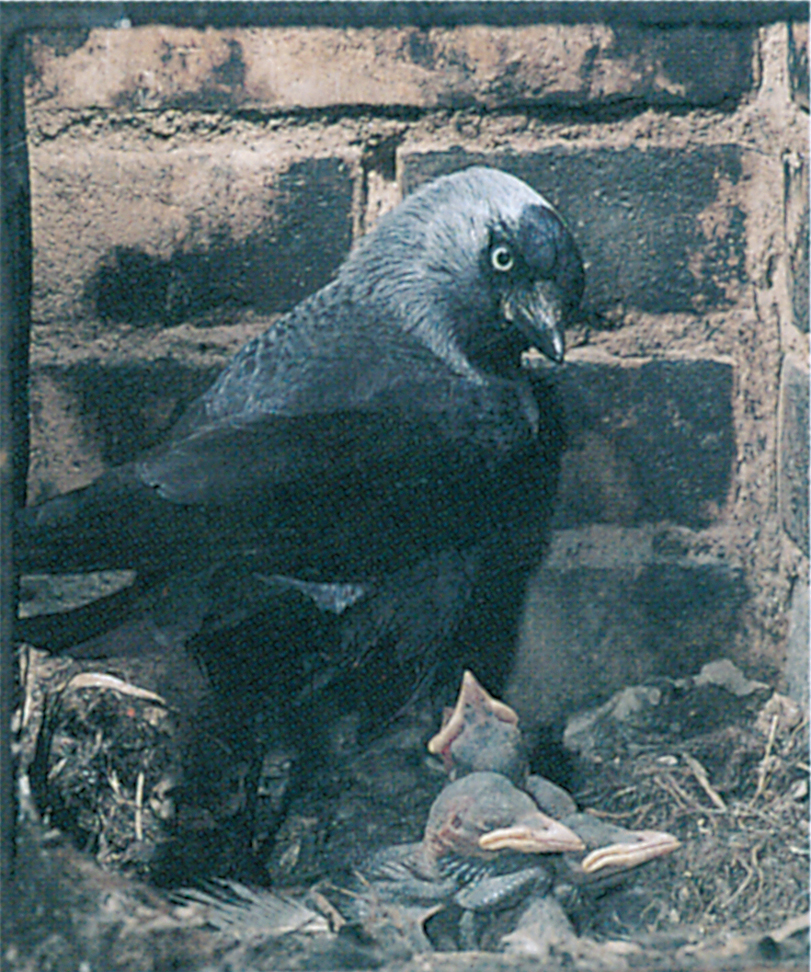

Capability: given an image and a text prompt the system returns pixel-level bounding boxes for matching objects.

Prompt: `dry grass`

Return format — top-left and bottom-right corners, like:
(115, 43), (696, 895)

(575, 707), (809, 936)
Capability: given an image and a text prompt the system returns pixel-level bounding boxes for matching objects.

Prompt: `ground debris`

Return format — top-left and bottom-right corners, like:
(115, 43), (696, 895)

(568, 665), (809, 940)
(6, 651), (809, 971)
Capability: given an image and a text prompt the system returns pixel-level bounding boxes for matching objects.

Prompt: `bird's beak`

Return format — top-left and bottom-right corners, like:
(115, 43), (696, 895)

(427, 669), (519, 757)
(501, 280), (566, 364)
(580, 830), (681, 875)
(479, 812), (585, 855)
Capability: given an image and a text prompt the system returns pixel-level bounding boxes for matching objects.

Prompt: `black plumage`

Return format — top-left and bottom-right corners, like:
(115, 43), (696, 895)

(16, 166), (584, 709)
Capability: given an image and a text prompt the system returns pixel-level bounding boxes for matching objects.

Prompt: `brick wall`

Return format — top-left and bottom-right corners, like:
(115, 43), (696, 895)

(20, 12), (809, 731)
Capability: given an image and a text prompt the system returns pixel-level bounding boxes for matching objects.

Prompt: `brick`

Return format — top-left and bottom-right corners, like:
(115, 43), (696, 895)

(545, 355), (735, 530)
(785, 151), (809, 333)
(783, 578), (809, 712)
(28, 361), (219, 502)
(90, 158), (354, 325)
(401, 147), (746, 316)
(789, 21), (809, 112)
(506, 525), (746, 732)
(29, 150), (354, 326)
(25, 23), (755, 114)
(778, 353), (809, 553)
(603, 23), (755, 107)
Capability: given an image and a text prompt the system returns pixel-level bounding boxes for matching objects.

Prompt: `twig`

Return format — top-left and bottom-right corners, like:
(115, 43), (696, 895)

(19, 645), (35, 731)
(108, 769), (123, 799)
(720, 852), (754, 911)
(683, 754), (727, 811)
(741, 845), (766, 921)
(581, 806), (641, 820)
(700, 857), (736, 921)
(654, 772), (700, 810)
(135, 770), (144, 842)
(769, 912), (810, 942)
(65, 672), (167, 707)
(47, 756), (67, 782)
(750, 714), (779, 806)
(308, 889), (346, 931)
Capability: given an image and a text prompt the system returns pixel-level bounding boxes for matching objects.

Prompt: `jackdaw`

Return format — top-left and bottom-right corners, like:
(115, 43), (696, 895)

(16, 166), (584, 709)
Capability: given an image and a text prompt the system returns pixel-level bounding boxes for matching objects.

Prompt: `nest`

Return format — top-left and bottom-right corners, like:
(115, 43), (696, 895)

(6, 646), (809, 971)
(575, 714), (809, 936)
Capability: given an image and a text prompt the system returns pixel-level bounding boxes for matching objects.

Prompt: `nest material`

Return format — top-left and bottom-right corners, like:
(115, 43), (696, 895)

(8, 645), (810, 971)
(570, 686), (809, 938)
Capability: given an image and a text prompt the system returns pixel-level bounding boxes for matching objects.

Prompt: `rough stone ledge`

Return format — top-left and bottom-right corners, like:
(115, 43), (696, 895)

(25, 23), (756, 115)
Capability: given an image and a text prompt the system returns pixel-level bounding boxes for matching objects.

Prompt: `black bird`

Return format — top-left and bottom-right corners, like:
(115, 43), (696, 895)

(16, 166), (584, 709)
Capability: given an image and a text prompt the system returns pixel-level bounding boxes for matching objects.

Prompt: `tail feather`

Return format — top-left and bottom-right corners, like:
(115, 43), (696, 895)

(16, 468), (208, 574)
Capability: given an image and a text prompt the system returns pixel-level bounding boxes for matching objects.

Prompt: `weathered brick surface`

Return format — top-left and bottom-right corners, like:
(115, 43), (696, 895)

(789, 21), (809, 111)
(27, 348), (736, 519)
(30, 151), (354, 326)
(92, 158), (354, 325)
(46, 360), (218, 465)
(507, 525), (747, 731)
(778, 353), (809, 553)
(402, 148), (746, 316)
(28, 360), (221, 502)
(552, 356), (735, 530)
(25, 23), (756, 113)
(785, 151), (809, 334)
(16, 15), (810, 706)
(25, 311), (274, 501)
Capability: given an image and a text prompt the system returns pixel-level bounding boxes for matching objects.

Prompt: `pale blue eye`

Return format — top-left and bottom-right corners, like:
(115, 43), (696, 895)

(491, 245), (514, 272)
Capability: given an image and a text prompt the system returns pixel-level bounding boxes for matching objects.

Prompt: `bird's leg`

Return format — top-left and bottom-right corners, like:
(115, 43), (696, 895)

(458, 909), (479, 950)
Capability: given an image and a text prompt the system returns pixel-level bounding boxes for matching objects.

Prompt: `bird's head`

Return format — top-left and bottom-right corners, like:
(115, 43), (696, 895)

(346, 166), (584, 377)
(427, 669), (525, 781)
(423, 772), (584, 864)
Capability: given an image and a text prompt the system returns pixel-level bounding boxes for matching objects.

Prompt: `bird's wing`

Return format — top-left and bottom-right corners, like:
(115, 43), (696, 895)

(18, 297), (553, 577)
(135, 313), (539, 507)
